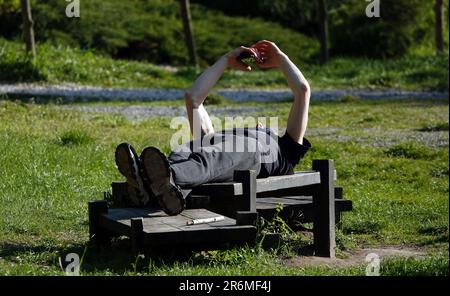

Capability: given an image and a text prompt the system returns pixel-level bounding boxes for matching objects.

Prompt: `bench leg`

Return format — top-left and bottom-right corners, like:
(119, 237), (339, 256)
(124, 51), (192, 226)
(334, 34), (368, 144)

(88, 200), (111, 248)
(335, 187), (343, 228)
(236, 211), (258, 226)
(131, 217), (144, 254)
(233, 170), (257, 213)
(312, 160), (336, 258)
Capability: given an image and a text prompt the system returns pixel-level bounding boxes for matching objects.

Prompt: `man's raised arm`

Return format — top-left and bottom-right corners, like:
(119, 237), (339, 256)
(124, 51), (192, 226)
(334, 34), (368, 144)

(252, 40), (311, 145)
(184, 46), (258, 139)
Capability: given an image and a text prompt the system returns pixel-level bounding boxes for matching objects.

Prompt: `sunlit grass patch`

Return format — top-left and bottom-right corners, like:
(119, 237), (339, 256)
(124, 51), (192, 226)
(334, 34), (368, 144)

(380, 255), (449, 276)
(385, 142), (437, 159)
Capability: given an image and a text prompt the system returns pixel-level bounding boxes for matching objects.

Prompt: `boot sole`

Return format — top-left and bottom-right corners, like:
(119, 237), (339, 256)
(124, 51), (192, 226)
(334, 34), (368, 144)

(141, 147), (185, 215)
(115, 143), (149, 207)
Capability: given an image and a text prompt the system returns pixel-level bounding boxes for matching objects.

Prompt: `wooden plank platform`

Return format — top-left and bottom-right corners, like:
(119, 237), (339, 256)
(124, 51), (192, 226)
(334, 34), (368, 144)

(191, 170), (337, 197)
(95, 207), (257, 248)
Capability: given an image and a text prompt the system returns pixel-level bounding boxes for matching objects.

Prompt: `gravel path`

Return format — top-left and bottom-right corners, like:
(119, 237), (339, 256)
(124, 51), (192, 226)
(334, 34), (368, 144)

(1, 83), (448, 102)
(64, 105), (448, 149)
(305, 127), (449, 148)
(65, 105), (264, 120)
(2, 83), (447, 148)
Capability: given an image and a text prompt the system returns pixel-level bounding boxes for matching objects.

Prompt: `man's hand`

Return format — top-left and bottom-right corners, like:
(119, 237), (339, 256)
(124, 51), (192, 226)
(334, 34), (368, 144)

(251, 40), (284, 69)
(225, 46), (261, 71)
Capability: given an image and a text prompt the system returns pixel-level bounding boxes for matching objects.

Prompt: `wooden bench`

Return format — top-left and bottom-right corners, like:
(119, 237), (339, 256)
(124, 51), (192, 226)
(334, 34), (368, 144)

(187, 159), (352, 258)
(89, 159), (352, 258)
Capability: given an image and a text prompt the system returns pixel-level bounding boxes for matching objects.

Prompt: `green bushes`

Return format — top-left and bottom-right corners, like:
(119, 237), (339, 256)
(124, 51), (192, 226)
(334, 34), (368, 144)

(330, 0), (427, 58)
(191, 5), (318, 67)
(192, 0), (316, 35)
(194, 0), (449, 59)
(1, 0), (446, 63)
(0, 0), (318, 66)
(0, 42), (47, 82)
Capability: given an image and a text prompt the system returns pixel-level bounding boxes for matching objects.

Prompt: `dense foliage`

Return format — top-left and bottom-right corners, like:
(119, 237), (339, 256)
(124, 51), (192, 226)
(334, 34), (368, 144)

(1, 0), (447, 65)
(0, 0), (318, 66)
(330, 0), (436, 58)
(193, 0), (449, 58)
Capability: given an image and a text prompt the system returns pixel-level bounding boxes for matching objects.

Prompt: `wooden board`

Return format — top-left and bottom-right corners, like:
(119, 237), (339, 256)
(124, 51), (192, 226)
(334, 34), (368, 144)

(256, 172), (321, 193)
(98, 208), (256, 247)
(114, 171), (338, 200)
(191, 182), (243, 197)
(256, 196), (352, 221)
(191, 171), (334, 197)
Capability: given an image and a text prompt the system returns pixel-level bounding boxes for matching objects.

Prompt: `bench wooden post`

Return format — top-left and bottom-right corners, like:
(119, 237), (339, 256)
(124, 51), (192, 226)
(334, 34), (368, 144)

(335, 187), (344, 226)
(131, 217), (144, 254)
(233, 170), (258, 225)
(88, 200), (110, 247)
(312, 160), (336, 258)
(233, 170), (257, 212)
(111, 182), (129, 207)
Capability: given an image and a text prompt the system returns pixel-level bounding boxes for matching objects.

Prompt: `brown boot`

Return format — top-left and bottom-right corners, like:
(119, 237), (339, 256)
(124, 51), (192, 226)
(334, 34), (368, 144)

(140, 147), (185, 216)
(115, 143), (152, 207)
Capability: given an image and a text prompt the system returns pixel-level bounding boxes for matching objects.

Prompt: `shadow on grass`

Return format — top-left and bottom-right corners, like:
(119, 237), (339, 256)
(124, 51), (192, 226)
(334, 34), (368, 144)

(0, 239), (203, 274)
(1, 93), (183, 105)
(0, 232), (320, 275)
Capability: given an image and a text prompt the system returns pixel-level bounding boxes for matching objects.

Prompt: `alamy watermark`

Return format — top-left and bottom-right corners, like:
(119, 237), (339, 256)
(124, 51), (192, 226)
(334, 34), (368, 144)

(365, 0), (380, 18)
(365, 253), (381, 276)
(59, 253), (80, 276)
(65, 0), (80, 18)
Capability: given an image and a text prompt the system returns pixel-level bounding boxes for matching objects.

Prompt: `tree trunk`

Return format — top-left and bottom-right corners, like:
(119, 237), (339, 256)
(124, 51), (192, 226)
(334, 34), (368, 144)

(434, 0), (444, 54)
(20, 0), (36, 61)
(317, 0), (329, 65)
(179, 0), (198, 66)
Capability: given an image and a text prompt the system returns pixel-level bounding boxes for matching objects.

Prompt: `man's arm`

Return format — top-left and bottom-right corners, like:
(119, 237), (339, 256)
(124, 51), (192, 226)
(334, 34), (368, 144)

(252, 40), (310, 144)
(184, 46), (257, 139)
(279, 52), (311, 145)
(184, 56), (228, 139)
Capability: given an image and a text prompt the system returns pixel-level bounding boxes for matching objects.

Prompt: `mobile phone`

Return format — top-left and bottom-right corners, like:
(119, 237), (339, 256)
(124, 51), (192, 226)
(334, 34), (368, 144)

(237, 51), (253, 61)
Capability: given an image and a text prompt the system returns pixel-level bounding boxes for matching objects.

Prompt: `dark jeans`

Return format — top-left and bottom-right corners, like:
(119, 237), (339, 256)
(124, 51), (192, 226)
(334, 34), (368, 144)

(168, 134), (262, 199)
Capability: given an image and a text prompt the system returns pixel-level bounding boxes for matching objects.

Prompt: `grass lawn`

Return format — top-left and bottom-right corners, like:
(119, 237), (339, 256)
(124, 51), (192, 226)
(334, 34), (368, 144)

(0, 97), (448, 275)
(1, 38), (449, 91)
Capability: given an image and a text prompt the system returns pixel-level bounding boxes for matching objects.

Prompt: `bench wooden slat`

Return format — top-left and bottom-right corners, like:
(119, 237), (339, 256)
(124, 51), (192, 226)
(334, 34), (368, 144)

(256, 196), (313, 205)
(191, 170), (337, 197)
(256, 172), (321, 193)
(256, 199), (352, 222)
(191, 182), (243, 196)
(116, 170), (337, 199)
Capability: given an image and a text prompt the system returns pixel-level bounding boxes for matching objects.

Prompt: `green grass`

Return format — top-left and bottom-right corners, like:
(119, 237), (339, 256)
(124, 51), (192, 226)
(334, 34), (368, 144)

(381, 255), (449, 276)
(0, 98), (448, 275)
(1, 38), (448, 90)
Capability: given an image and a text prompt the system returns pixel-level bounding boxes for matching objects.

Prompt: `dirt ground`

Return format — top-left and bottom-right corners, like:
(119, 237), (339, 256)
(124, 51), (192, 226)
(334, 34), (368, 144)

(284, 247), (427, 268)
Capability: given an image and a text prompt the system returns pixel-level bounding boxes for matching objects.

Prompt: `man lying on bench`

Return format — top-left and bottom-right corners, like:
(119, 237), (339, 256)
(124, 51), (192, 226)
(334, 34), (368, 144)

(115, 40), (312, 216)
